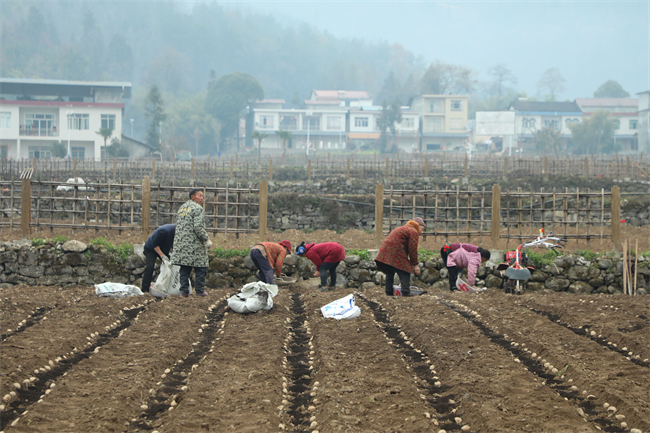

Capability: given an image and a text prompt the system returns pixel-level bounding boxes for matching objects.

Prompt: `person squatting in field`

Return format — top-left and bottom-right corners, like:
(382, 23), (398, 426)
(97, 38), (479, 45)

(173, 189), (212, 297)
(250, 241), (292, 285)
(374, 217), (426, 296)
(141, 223), (176, 293)
(440, 243), (490, 291)
(295, 241), (346, 292)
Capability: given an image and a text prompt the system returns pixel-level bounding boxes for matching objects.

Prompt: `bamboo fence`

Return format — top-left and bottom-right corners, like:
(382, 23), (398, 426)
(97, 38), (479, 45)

(1, 153), (647, 182)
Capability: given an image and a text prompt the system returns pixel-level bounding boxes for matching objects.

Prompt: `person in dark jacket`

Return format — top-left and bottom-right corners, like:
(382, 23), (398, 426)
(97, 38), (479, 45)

(296, 241), (346, 291)
(142, 224), (176, 293)
(375, 217), (425, 296)
(440, 243), (490, 291)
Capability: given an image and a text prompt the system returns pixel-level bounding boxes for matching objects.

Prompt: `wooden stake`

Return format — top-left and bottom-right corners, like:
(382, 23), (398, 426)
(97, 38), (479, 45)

(634, 239), (638, 295)
(622, 239), (627, 295)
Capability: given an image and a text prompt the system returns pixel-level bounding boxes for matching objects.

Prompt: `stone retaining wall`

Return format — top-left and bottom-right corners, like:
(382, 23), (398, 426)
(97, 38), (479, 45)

(1, 240), (648, 296)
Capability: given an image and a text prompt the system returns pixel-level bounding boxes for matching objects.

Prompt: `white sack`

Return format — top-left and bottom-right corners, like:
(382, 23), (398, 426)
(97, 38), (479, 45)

(228, 281), (279, 314)
(95, 282), (144, 299)
(321, 294), (358, 319)
(333, 305), (361, 320)
(150, 256), (192, 297)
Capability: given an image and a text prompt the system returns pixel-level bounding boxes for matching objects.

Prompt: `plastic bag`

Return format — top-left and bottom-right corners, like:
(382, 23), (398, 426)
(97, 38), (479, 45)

(456, 276), (487, 293)
(228, 281), (279, 314)
(95, 282), (144, 299)
(150, 258), (192, 297)
(321, 294), (359, 319)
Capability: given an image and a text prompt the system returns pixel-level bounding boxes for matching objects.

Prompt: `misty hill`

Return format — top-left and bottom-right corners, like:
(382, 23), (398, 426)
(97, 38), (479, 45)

(0, 2), (423, 102)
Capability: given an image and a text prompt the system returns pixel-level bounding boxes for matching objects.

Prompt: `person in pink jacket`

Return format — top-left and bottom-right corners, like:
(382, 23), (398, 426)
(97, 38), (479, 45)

(441, 243), (490, 291)
(296, 241), (346, 291)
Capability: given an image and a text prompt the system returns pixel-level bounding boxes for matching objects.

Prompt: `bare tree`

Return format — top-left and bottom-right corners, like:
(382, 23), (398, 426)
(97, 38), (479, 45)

(488, 64), (518, 98)
(537, 68), (566, 101)
(420, 61), (475, 95)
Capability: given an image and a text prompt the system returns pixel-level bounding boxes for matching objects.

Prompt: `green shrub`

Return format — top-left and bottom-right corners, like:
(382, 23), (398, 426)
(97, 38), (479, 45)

(526, 250), (557, 268)
(32, 238), (45, 247)
(418, 249), (438, 262)
(89, 237), (133, 260)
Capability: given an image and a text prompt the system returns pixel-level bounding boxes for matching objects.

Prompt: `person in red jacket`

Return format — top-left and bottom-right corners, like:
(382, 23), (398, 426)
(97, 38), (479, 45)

(250, 240), (291, 285)
(375, 217), (426, 296)
(440, 243), (490, 291)
(296, 241), (346, 291)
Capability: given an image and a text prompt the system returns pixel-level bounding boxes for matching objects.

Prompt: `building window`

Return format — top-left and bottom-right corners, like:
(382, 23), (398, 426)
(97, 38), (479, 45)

(71, 147), (85, 159)
(24, 113), (55, 136)
(523, 118), (536, 129)
(28, 146), (51, 159)
(0, 112), (11, 128)
(68, 113), (90, 130)
(629, 119), (638, 129)
(279, 115), (298, 130)
(565, 118), (579, 127)
(450, 119), (463, 130)
(401, 118), (414, 128)
(354, 117), (368, 128)
(543, 119), (560, 130)
(427, 100), (444, 113)
(425, 117), (443, 133)
(450, 100), (462, 111)
(259, 115), (274, 129)
(426, 143), (442, 150)
(327, 116), (341, 130)
(101, 114), (116, 130)
(302, 116), (320, 130)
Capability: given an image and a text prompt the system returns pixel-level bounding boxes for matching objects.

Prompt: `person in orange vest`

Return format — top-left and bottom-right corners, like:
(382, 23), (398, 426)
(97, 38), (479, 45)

(375, 217), (425, 296)
(250, 240), (292, 285)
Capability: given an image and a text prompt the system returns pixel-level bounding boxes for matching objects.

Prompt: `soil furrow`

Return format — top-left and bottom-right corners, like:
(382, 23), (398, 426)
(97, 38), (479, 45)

(376, 288), (597, 433)
(521, 304), (650, 368)
(515, 293), (650, 362)
(357, 293), (462, 431)
(1, 302), (149, 431)
(1, 306), (51, 341)
(128, 297), (230, 432)
(4, 296), (212, 433)
(300, 287), (434, 433)
(454, 291), (649, 432)
(157, 289), (291, 433)
(282, 292), (315, 433)
(1, 289), (149, 406)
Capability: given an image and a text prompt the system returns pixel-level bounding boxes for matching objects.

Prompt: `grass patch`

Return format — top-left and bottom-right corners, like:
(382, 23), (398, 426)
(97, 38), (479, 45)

(210, 247), (249, 258)
(347, 249), (371, 261)
(89, 237), (133, 260)
(32, 238), (45, 247)
(575, 250), (601, 261)
(418, 249), (438, 262)
(53, 235), (69, 245)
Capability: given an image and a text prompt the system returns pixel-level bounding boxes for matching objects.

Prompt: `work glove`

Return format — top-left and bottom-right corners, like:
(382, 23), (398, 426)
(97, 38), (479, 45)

(205, 239), (213, 251)
(162, 256), (171, 266)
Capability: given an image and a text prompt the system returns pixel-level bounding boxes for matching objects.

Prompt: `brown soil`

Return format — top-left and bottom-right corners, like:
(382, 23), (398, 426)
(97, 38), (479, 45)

(3, 225), (649, 253)
(1, 283), (648, 432)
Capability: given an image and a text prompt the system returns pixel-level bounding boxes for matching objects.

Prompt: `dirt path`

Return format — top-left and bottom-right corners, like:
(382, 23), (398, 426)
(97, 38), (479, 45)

(1, 284), (648, 432)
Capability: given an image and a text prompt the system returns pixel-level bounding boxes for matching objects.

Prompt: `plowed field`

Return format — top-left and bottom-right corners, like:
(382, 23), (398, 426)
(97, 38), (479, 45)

(1, 284), (648, 433)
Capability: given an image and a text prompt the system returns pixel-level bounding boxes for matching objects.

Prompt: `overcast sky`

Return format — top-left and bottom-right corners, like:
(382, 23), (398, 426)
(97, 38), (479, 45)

(218, 0), (649, 99)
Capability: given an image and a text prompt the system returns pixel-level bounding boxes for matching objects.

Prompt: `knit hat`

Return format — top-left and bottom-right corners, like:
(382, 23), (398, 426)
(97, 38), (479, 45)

(278, 240), (292, 252)
(414, 217), (426, 228)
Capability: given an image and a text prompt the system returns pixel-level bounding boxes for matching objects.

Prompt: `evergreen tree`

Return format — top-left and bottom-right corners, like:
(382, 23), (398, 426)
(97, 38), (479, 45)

(144, 84), (167, 150)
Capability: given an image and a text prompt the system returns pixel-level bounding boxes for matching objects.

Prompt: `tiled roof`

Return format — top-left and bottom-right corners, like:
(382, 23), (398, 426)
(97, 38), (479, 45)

(256, 99), (285, 104)
(314, 90), (371, 100)
(305, 100), (341, 105)
(575, 98), (638, 108)
(510, 100), (582, 113)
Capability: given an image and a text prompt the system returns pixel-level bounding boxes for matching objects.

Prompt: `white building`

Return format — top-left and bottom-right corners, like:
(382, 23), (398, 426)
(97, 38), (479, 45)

(247, 99), (348, 151)
(348, 106), (419, 152)
(638, 91), (650, 152)
(575, 98), (639, 151)
(0, 78), (131, 160)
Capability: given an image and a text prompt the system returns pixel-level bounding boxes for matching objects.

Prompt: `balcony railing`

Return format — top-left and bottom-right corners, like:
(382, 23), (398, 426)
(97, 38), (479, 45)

(19, 125), (58, 137)
(279, 123), (299, 131)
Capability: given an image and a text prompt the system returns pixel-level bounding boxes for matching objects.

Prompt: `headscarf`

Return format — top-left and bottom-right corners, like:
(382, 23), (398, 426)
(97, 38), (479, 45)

(406, 220), (421, 233)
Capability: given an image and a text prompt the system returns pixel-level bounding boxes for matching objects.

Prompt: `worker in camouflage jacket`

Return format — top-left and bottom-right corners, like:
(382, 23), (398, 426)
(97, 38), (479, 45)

(173, 188), (212, 297)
